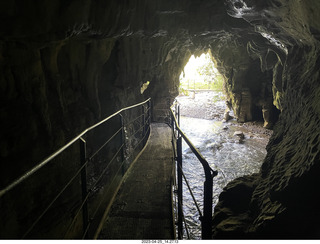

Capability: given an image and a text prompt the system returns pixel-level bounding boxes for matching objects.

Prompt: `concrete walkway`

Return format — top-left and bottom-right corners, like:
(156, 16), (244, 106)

(97, 123), (175, 239)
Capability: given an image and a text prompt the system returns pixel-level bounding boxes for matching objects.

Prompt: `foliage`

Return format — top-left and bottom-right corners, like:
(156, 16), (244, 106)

(196, 57), (216, 85)
(180, 75), (224, 91)
(179, 53), (225, 92)
(179, 87), (189, 96)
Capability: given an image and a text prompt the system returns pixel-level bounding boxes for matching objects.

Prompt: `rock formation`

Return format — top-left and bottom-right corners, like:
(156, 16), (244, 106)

(0, 0), (319, 239)
(211, 0), (320, 239)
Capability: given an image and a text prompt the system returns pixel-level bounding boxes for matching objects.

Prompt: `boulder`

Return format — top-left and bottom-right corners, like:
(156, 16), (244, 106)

(233, 131), (245, 143)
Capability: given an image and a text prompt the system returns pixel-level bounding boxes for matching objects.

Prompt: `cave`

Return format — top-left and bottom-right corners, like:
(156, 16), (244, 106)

(1, 0), (320, 239)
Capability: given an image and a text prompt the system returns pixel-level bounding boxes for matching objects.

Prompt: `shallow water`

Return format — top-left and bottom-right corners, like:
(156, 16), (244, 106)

(177, 116), (270, 239)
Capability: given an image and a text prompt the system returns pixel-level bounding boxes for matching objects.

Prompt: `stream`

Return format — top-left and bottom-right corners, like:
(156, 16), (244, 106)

(175, 92), (271, 239)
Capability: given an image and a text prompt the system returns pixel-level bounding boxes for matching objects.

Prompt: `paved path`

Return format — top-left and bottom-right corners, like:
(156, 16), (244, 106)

(97, 123), (175, 239)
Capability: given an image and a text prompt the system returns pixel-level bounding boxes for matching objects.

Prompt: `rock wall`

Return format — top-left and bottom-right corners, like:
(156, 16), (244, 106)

(0, 0), (226, 186)
(0, 0), (320, 239)
(212, 0), (320, 239)
(211, 39), (279, 127)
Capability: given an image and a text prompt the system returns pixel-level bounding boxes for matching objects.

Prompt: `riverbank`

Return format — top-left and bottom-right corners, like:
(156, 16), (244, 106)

(176, 91), (272, 138)
(176, 91), (226, 120)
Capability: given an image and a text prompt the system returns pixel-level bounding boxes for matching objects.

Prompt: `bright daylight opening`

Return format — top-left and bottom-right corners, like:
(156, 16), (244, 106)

(174, 51), (271, 239)
(179, 52), (224, 93)
(177, 51), (226, 120)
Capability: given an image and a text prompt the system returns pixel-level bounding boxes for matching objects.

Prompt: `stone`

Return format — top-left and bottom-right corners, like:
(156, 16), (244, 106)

(238, 90), (253, 123)
(233, 131), (245, 142)
(212, 174), (259, 238)
(224, 110), (231, 121)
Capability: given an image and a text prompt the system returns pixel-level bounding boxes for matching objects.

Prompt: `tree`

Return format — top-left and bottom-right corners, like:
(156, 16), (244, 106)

(196, 54), (224, 90)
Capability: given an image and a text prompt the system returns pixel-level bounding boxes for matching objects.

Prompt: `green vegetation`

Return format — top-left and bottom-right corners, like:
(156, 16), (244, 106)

(179, 75), (224, 91)
(179, 87), (190, 96)
(179, 52), (225, 92)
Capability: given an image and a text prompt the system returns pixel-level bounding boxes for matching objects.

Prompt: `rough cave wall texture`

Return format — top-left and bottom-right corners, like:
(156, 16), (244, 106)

(0, 0), (319, 239)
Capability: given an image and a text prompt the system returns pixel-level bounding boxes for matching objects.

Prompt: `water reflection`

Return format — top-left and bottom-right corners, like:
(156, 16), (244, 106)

(178, 116), (270, 239)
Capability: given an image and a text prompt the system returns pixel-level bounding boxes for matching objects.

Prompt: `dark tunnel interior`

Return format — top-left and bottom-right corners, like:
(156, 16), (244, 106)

(1, 0), (320, 239)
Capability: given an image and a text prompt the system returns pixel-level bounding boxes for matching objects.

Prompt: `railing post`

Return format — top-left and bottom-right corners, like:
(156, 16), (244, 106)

(171, 108), (174, 129)
(148, 99), (151, 127)
(142, 104), (146, 139)
(80, 137), (89, 239)
(177, 103), (180, 127)
(150, 99), (153, 123)
(119, 114), (126, 175)
(201, 169), (213, 239)
(170, 101), (216, 240)
(177, 136), (183, 239)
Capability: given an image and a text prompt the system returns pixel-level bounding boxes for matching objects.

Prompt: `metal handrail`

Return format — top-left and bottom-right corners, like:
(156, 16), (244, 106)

(0, 98), (151, 198)
(170, 101), (218, 240)
(0, 98), (151, 239)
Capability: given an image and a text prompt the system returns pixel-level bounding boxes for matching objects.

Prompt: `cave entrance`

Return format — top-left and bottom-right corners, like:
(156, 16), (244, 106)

(179, 51), (224, 92)
(177, 51), (226, 120)
(174, 51), (271, 239)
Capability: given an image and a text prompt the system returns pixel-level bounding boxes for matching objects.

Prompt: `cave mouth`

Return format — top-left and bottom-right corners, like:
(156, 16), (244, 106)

(174, 51), (273, 239)
(179, 51), (225, 93)
(177, 50), (226, 120)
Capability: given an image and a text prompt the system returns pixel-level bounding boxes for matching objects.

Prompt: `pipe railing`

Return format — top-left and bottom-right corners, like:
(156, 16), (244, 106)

(170, 101), (218, 240)
(0, 98), (151, 239)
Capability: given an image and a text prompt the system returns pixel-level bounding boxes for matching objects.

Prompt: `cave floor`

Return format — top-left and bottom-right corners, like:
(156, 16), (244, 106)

(97, 123), (175, 240)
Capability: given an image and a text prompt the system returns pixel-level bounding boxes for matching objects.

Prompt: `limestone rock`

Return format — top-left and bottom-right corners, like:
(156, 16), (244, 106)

(223, 110), (231, 122)
(233, 131), (244, 139)
(212, 174), (259, 238)
(233, 131), (245, 143)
